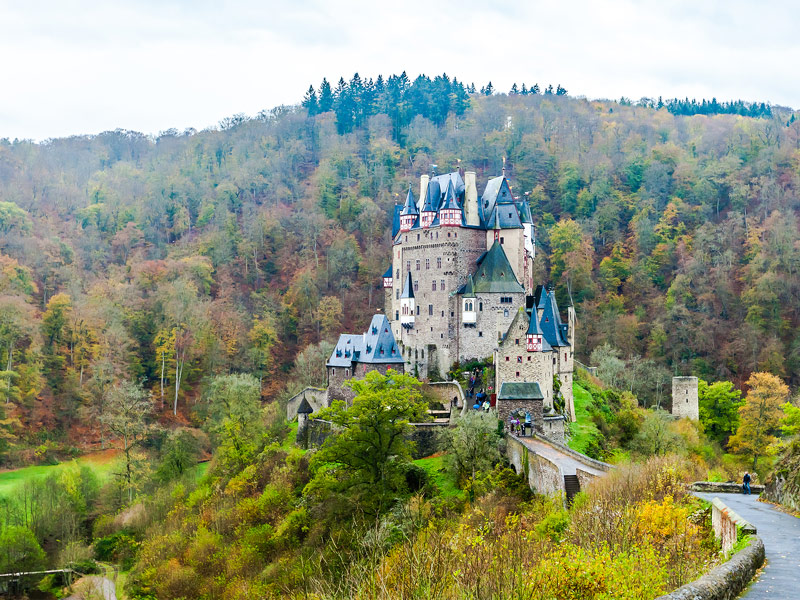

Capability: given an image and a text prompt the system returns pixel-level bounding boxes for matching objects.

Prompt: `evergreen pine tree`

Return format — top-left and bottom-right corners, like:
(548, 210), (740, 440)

(302, 85), (319, 116)
(318, 78), (333, 112)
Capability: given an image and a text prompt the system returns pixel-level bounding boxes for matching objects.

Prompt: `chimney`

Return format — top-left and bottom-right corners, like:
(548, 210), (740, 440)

(419, 174), (430, 212)
(464, 171), (479, 226)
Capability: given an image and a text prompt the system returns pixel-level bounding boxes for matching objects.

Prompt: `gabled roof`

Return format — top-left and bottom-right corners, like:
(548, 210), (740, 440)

(471, 242), (524, 294)
(539, 289), (569, 347)
(297, 396), (314, 414)
(400, 186), (418, 216)
(401, 271), (415, 299)
(359, 314), (403, 364)
(383, 265), (393, 279)
(498, 382), (544, 401)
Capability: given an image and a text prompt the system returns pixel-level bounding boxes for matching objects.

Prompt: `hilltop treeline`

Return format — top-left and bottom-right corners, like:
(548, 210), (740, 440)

(0, 83), (799, 456)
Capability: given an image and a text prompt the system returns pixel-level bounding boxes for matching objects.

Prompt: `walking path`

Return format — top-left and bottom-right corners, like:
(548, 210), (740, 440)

(517, 435), (607, 477)
(694, 492), (800, 599)
(64, 575), (116, 600)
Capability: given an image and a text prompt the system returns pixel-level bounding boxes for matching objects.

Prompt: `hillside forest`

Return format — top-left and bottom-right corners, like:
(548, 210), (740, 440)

(0, 73), (799, 598)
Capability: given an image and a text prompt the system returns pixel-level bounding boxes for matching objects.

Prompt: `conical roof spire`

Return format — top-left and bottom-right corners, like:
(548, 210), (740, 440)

(400, 185), (418, 216)
(401, 271), (415, 299)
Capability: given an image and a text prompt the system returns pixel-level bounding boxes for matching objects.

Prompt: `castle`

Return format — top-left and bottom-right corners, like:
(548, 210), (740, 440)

(320, 169), (576, 427)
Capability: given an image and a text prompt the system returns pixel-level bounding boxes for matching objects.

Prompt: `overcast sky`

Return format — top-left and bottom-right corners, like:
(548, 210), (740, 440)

(1, 0), (797, 141)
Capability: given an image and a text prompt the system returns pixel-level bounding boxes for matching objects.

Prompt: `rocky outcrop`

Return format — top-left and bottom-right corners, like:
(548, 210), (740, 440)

(763, 439), (800, 512)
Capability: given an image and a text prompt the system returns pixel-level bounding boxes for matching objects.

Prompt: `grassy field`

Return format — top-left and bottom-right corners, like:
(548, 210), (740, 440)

(568, 383), (603, 455)
(0, 450), (120, 500)
(413, 454), (464, 499)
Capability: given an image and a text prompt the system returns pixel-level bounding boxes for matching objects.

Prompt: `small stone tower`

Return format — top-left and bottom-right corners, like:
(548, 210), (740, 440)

(672, 376), (699, 420)
(296, 395), (314, 448)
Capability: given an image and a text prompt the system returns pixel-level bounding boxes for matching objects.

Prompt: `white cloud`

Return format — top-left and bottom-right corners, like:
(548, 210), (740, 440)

(0, 0), (797, 140)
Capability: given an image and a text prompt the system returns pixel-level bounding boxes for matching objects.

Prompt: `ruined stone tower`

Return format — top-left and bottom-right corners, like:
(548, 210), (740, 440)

(671, 376), (699, 420)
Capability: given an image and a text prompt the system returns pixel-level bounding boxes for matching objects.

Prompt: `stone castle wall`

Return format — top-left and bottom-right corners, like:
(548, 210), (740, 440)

(497, 398), (543, 432)
(672, 376), (699, 420)
(458, 291), (526, 364)
(327, 362), (401, 405)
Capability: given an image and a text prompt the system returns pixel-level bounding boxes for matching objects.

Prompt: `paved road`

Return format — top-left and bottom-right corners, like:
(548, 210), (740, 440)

(694, 492), (800, 600)
(516, 435), (606, 477)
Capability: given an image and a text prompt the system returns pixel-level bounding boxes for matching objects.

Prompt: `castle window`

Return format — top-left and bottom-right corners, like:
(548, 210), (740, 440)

(441, 279), (445, 290)
(565, 353), (567, 361)
(500, 237), (504, 244)
(406, 261), (410, 272)
(517, 356), (522, 363)
(432, 281), (437, 291)
(515, 339), (519, 345)
(506, 356), (509, 361)
(441, 310), (444, 317)
(426, 258), (430, 270)
(396, 269), (399, 278)
(527, 356), (531, 361)
(421, 349), (424, 359)
(395, 311), (399, 320)
(455, 232), (457, 238)
(396, 290), (399, 300)
(416, 305), (419, 315)
(428, 305), (433, 316)
(332, 368), (335, 376)
(479, 302), (483, 311)
(504, 309), (509, 317)
(345, 369), (349, 376)
(414, 281), (418, 292)
(448, 232), (451, 238)
(437, 257), (442, 268)
(553, 357), (556, 365)
(516, 371), (520, 377)
(417, 234), (420, 241)
(416, 260), (420, 270)
(478, 331), (483, 337)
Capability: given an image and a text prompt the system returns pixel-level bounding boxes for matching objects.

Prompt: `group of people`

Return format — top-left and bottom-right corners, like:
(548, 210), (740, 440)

(509, 413), (533, 436)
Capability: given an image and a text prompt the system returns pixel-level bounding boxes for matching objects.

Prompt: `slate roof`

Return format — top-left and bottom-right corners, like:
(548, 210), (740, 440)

(327, 334), (364, 367)
(526, 307), (553, 351)
(383, 265), (393, 279)
(441, 180), (461, 210)
(431, 171), (465, 201)
(539, 289), (570, 347)
(517, 200), (534, 225)
(401, 271), (415, 299)
(360, 314), (403, 364)
(297, 396), (314, 414)
(471, 242), (524, 294)
(498, 382), (544, 401)
(400, 186), (418, 216)
(485, 203), (523, 229)
(326, 314), (403, 368)
(391, 205), (402, 237)
(421, 181), (439, 213)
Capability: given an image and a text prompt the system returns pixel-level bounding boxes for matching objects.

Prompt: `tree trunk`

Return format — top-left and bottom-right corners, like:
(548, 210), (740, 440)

(160, 353), (165, 410)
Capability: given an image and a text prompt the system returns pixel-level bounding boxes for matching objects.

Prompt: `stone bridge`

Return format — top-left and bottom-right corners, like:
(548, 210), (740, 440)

(506, 433), (612, 501)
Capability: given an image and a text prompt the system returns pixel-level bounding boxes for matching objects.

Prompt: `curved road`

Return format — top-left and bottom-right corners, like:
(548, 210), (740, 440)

(694, 492), (800, 599)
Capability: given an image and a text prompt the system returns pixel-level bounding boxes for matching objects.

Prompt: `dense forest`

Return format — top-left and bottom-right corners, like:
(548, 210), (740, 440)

(0, 74), (799, 461)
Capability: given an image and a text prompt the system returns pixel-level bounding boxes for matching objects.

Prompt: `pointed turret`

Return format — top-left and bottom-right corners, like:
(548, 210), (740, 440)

(440, 180), (463, 226)
(526, 304), (552, 352)
(539, 288), (569, 347)
(420, 181), (438, 228)
(399, 186), (418, 232)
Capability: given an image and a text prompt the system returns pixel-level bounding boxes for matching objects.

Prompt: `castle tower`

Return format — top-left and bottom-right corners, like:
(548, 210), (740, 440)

(672, 376), (699, 420)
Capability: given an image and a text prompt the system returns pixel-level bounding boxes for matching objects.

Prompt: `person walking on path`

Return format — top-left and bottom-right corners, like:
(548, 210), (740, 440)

(743, 471), (752, 495)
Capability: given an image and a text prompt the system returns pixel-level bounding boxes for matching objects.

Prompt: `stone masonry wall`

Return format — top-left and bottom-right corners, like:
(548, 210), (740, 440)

(286, 387), (327, 421)
(497, 398), (543, 433)
(496, 309), (555, 406)
(422, 381), (465, 409)
(672, 376), (699, 420)
(393, 226), (486, 378)
(327, 362), (401, 405)
(506, 434), (563, 496)
(458, 291), (525, 366)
